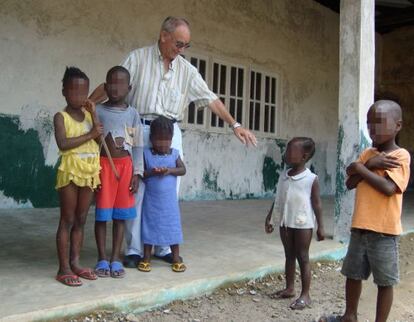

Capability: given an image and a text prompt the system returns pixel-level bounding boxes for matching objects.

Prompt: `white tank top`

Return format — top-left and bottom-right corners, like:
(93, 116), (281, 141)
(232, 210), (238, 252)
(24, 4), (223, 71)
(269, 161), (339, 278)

(271, 168), (317, 229)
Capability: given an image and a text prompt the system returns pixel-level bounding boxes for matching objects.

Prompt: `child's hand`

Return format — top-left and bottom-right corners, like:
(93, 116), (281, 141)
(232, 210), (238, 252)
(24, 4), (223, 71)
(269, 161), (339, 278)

(346, 162), (363, 175)
(316, 226), (325, 241)
(129, 174), (139, 193)
(151, 167), (168, 176)
(265, 213), (274, 234)
(83, 99), (96, 114)
(90, 122), (103, 139)
(365, 153), (400, 170)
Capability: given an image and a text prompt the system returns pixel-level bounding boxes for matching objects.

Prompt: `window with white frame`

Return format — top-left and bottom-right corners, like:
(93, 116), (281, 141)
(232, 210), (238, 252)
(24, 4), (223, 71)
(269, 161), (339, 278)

(210, 61), (245, 130)
(186, 55), (207, 127)
(211, 62), (226, 128)
(249, 70), (277, 134)
(182, 54), (279, 137)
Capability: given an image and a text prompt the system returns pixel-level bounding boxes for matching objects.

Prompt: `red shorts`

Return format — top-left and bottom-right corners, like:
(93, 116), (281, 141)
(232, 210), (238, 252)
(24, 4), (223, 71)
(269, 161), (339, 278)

(95, 156), (136, 221)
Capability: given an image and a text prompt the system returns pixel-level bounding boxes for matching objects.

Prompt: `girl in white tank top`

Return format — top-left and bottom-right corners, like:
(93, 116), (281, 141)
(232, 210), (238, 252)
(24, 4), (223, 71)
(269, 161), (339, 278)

(265, 137), (325, 310)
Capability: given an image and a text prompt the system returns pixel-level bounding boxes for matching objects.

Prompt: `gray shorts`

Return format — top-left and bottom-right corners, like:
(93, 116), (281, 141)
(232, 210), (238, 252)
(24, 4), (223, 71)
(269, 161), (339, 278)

(341, 229), (399, 286)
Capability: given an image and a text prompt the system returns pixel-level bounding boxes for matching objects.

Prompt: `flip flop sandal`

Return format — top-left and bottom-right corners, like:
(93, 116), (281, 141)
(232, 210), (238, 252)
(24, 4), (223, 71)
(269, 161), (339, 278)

(138, 261), (151, 272)
(56, 274), (83, 287)
(110, 261), (126, 278)
(73, 268), (97, 280)
(95, 260), (110, 277)
(289, 298), (312, 310)
(171, 262), (187, 273)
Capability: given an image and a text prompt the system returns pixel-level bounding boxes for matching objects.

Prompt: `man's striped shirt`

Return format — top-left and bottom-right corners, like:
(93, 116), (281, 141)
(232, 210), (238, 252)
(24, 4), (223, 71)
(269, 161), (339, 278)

(122, 43), (217, 121)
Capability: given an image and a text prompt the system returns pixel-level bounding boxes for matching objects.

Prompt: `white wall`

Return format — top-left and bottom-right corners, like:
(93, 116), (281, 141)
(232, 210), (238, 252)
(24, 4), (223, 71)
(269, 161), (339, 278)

(0, 0), (339, 207)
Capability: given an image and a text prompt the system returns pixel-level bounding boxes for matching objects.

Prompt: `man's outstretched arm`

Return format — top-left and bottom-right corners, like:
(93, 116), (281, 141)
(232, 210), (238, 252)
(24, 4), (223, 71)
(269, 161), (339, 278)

(208, 98), (257, 147)
(89, 83), (107, 104)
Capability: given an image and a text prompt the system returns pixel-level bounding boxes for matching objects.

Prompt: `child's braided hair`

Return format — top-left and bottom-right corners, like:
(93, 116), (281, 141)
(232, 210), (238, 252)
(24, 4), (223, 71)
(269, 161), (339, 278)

(62, 66), (89, 88)
(290, 137), (315, 161)
(150, 116), (174, 138)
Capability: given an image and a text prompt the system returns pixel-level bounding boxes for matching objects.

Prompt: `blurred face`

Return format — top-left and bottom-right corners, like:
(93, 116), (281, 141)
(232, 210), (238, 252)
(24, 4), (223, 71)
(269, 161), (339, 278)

(104, 71), (131, 104)
(160, 25), (191, 61)
(367, 105), (401, 146)
(284, 140), (306, 167)
(62, 78), (89, 109)
(151, 132), (173, 154)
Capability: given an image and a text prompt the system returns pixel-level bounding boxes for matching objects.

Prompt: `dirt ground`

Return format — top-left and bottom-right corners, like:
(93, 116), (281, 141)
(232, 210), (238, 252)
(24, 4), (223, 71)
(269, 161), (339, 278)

(63, 233), (414, 322)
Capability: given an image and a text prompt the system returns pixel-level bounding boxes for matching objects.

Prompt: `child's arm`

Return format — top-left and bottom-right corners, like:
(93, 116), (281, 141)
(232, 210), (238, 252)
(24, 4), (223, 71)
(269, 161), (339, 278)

(84, 100), (103, 145)
(346, 162), (399, 196)
(265, 202), (274, 234)
(311, 177), (325, 241)
(346, 153), (401, 190)
(364, 152), (401, 171)
(346, 174), (363, 190)
(130, 115), (144, 193)
(53, 112), (102, 151)
(144, 156), (186, 177)
(166, 156), (186, 176)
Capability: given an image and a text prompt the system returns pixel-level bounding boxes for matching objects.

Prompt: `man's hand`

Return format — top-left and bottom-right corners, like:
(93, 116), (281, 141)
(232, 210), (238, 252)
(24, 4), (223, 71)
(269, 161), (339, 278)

(234, 127), (257, 147)
(365, 152), (400, 170)
(207, 99), (257, 147)
(129, 174), (139, 193)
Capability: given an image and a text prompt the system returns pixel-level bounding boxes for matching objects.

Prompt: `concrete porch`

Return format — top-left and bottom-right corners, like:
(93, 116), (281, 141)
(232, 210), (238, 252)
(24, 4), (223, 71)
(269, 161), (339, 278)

(1, 195), (414, 321)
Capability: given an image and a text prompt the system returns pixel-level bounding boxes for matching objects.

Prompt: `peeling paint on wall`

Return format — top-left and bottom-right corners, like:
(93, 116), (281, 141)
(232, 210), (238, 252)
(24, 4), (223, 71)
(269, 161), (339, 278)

(202, 166), (225, 196)
(262, 157), (281, 192)
(334, 125), (346, 221)
(0, 114), (58, 208)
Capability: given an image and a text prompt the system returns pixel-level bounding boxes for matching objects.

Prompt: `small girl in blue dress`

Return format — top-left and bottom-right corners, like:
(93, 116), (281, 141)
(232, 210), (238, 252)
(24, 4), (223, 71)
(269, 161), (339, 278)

(138, 116), (187, 273)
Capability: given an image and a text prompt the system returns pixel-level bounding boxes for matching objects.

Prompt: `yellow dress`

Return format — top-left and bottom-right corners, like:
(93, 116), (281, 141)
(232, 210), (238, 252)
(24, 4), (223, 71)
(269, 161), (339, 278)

(55, 110), (101, 190)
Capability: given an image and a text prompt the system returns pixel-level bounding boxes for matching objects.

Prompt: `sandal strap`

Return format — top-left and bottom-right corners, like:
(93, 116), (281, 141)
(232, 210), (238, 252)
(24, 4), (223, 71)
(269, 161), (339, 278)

(110, 261), (124, 271)
(95, 260), (110, 270)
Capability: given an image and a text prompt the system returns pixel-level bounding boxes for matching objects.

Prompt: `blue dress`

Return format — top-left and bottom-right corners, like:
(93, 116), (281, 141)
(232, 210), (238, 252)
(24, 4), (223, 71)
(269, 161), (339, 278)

(141, 148), (183, 245)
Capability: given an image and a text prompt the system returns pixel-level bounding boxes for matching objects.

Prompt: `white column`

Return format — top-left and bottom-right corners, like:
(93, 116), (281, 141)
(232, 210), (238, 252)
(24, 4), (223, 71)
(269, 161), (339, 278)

(334, 0), (375, 242)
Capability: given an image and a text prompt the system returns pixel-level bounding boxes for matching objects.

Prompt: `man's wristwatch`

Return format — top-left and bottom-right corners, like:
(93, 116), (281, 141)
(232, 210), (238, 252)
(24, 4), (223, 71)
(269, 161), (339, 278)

(231, 122), (242, 130)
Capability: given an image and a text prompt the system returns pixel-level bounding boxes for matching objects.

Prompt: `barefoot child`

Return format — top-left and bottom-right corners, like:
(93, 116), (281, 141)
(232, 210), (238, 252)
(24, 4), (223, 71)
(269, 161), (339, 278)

(138, 116), (187, 273)
(94, 66), (144, 278)
(54, 67), (103, 286)
(335, 100), (410, 322)
(265, 137), (325, 309)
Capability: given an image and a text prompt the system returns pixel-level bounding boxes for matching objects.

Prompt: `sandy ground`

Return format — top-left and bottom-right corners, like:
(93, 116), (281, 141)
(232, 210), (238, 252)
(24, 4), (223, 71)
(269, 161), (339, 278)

(60, 233), (414, 322)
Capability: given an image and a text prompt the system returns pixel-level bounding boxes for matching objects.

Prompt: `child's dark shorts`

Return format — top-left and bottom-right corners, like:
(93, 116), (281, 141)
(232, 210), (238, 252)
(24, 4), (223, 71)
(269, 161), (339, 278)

(341, 228), (399, 286)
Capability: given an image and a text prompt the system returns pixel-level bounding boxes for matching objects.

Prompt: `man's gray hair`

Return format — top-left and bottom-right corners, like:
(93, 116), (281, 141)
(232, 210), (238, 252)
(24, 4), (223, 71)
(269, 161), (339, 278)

(161, 16), (190, 33)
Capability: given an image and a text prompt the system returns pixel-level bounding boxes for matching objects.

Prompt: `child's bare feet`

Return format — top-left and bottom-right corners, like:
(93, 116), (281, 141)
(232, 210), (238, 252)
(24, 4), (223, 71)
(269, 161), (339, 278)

(318, 314), (356, 322)
(338, 315), (357, 322)
(269, 288), (295, 299)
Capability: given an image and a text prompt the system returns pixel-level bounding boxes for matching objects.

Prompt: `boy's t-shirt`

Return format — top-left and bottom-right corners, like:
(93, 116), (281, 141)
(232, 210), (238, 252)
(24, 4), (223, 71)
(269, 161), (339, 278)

(352, 147), (411, 235)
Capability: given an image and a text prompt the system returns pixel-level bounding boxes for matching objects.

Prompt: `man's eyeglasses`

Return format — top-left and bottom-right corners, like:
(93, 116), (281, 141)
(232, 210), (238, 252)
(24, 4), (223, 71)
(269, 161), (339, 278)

(175, 41), (191, 49)
(170, 33), (190, 49)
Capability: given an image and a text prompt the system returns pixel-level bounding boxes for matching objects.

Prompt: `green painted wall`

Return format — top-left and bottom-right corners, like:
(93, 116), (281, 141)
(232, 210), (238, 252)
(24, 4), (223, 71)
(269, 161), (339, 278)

(0, 114), (58, 207)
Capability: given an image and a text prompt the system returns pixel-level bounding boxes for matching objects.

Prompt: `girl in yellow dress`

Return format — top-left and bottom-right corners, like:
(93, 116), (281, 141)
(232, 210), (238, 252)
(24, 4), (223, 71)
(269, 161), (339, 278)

(54, 67), (103, 286)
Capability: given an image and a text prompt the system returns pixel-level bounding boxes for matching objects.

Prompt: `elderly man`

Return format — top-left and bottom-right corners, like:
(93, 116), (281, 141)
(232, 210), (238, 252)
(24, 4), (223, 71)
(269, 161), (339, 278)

(90, 16), (257, 268)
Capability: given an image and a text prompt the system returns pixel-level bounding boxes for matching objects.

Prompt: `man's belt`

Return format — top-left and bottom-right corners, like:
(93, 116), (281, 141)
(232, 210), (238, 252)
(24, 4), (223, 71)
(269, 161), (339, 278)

(140, 117), (178, 125)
